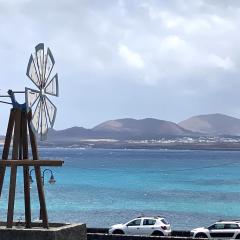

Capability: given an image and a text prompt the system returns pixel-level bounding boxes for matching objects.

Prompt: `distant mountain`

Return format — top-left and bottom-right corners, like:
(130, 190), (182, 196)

(38, 114), (240, 144)
(179, 113), (240, 135)
(48, 118), (194, 142)
(93, 118), (193, 139)
(48, 127), (96, 141)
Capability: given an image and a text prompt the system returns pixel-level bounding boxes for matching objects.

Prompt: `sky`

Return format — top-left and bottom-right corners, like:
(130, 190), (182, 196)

(0, 0), (240, 134)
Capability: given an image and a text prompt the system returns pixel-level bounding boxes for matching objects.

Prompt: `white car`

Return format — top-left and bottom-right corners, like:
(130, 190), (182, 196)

(109, 216), (171, 236)
(191, 220), (240, 239)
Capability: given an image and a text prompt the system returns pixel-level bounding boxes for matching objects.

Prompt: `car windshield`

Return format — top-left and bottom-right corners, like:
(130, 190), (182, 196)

(127, 219), (141, 226)
(208, 224), (225, 230)
(207, 224), (214, 229)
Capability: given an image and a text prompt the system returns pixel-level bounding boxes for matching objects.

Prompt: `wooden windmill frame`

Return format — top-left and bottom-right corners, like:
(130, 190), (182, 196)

(0, 43), (63, 229)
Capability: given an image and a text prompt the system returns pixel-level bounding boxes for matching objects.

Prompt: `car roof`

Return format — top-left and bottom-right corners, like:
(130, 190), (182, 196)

(215, 221), (240, 224)
(136, 216), (165, 220)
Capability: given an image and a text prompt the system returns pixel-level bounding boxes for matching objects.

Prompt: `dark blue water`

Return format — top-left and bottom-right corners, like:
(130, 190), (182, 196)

(1, 148), (240, 229)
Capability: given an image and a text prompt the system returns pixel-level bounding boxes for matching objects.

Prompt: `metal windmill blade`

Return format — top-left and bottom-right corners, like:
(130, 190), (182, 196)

(26, 43), (59, 140)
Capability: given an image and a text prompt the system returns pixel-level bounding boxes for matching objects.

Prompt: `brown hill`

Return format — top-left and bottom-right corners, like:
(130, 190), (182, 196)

(93, 118), (193, 139)
(179, 113), (240, 135)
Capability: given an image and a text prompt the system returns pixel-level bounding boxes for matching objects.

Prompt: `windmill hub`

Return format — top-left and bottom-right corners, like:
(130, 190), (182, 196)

(40, 89), (44, 97)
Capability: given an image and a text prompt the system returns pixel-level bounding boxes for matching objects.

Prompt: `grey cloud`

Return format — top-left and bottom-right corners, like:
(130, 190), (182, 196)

(0, 0), (240, 133)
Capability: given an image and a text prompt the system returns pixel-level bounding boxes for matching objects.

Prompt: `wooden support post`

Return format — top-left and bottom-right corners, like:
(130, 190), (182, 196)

(22, 111), (31, 228)
(12, 109), (21, 159)
(28, 111), (49, 228)
(6, 166), (17, 228)
(7, 109), (21, 228)
(0, 109), (15, 198)
(0, 108), (62, 229)
(2, 109), (15, 159)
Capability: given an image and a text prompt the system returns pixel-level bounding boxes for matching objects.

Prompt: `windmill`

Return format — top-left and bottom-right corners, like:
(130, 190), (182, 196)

(0, 43), (63, 229)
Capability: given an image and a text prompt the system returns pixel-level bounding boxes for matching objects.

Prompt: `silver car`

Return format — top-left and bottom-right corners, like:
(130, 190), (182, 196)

(191, 220), (240, 239)
(109, 216), (171, 236)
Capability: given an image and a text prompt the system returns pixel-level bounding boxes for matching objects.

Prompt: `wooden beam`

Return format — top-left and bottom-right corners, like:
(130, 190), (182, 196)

(6, 166), (17, 228)
(0, 160), (64, 167)
(12, 109), (21, 160)
(27, 111), (49, 228)
(7, 109), (21, 228)
(27, 111), (39, 160)
(0, 109), (15, 200)
(22, 111), (31, 228)
(2, 109), (15, 160)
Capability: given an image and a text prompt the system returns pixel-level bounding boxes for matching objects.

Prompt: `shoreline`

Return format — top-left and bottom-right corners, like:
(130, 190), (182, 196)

(3, 138), (240, 151)
(37, 142), (240, 151)
(2, 144), (240, 151)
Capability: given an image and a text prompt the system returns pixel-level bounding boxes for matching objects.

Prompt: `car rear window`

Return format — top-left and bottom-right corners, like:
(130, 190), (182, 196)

(143, 219), (156, 225)
(224, 224), (240, 229)
(161, 219), (169, 225)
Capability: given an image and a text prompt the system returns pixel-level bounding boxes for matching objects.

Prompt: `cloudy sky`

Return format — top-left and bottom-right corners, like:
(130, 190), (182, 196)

(0, 0), (240, 134)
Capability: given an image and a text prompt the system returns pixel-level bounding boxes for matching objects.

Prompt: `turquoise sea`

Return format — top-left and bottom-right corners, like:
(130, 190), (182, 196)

(0, 147), (240, 230)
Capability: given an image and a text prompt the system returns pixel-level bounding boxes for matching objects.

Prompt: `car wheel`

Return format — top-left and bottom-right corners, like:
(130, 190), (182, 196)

(195, 233), (208, 238)
(235, 234), (240, 239)
(112, 229), (125, 235)
(151, 231), (164, 236)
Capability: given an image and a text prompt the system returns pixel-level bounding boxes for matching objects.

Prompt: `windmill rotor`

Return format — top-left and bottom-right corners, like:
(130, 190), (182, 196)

(26, 43), (59, 140)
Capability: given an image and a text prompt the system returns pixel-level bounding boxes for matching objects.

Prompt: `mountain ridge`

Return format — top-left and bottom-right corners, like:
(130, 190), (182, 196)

(29, 113), (240, 149)
(48, 117), (195, 141)
(0, 113), (236, 144)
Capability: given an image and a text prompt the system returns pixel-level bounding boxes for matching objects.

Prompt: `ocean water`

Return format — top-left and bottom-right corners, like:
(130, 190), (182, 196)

(0, 147), (240, 230)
